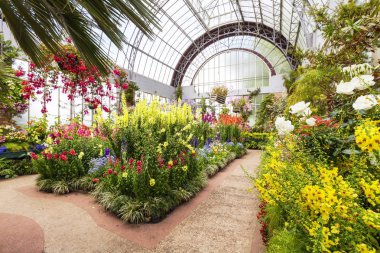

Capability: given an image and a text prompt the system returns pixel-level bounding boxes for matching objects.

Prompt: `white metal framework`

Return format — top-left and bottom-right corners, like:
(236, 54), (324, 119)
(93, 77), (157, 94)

(95, 0), (315, 89)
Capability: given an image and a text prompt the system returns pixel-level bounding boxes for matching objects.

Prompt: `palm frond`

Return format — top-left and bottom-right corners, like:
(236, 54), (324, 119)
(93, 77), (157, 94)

(0, 0), (160, 75)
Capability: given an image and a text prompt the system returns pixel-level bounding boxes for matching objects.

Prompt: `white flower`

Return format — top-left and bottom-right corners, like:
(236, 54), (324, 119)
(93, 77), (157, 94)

(342, 63), (372, 76)
(352, 95), (378, 111)
(336, 81), (356, 95)
(351, 75), (375, 90)
(306, 117), (316, 126)
(302, 107), (312, 117)
(275, 117), (294, 136)
(289, 101), (311, 116)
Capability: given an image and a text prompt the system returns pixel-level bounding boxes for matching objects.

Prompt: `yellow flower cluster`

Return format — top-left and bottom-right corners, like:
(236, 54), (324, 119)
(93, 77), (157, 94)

(356, 244), (376, 253)
(130, 99), (193, 128)
(359, 179), (380, 207)
(361, 209), (380, 230)
(355, 121), (380, 152)
(301, 167), (357, 224)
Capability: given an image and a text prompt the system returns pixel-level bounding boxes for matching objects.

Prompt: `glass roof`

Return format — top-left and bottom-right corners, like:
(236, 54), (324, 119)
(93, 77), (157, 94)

(96, 0), (317, 86)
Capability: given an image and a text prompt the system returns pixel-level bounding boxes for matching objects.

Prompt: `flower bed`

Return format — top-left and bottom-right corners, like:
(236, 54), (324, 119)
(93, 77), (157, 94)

(254, 63), (380, 252)
(30, 100), (246, 223)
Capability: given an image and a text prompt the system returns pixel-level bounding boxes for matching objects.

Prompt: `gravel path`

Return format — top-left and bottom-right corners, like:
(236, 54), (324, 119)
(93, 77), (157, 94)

(0, 150), (264, 253)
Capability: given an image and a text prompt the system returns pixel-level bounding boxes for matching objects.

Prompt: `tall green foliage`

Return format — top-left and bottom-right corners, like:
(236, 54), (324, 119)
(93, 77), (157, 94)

(0, 35), (26, 116)
(254, 94), (286, 132)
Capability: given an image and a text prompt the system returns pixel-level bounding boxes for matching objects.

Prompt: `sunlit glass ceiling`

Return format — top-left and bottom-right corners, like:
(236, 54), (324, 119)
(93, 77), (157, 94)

(97, 0), (317, 86)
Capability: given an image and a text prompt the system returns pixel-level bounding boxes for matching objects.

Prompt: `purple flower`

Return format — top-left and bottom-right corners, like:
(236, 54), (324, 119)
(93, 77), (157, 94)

(105, 148), (110, 156)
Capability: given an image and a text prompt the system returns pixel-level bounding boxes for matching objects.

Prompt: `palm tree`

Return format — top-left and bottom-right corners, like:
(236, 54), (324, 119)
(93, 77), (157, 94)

(0, 0), (160, 75)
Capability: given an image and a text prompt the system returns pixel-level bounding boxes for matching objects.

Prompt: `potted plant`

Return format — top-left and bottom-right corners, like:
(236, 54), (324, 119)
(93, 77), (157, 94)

(231, 97), (242, 113)
(211, 86), (228, 104)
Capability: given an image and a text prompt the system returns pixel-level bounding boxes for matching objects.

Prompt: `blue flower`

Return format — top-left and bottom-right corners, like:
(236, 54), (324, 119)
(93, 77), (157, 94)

(35, 144), (46, 151)
(0, 146), (7, 154)
(193, 138), (199, 148)
(105, 148), (110, 157)
(88, 156), (115, 174)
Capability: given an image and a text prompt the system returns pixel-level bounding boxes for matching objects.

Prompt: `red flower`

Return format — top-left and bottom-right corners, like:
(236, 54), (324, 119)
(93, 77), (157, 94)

(136, 160), (142, 167)
(121, 165), (126, 171)
(69, 149), (76, 156)
(122, 83), (129, 90)
(102, 106), (110, 113)
(30, 152), (38, 160)
(108, 169), (113, 174)
(136, 166), (142, 174)
(113, 69), (121, 76)
(47, 153), (52, 160)
(60, 154), (68, 161)
(128, 158), (134, 165)
(113, 171), (117, 175)
(92, 178), (100, 183)
(53, 154), (59, 159)
(15, 69), (25, 77)
(103, 173), (107, 178)
(173, 159), (178, 165)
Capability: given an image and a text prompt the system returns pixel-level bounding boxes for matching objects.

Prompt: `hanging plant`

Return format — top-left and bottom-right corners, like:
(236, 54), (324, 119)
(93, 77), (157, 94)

(211, 85), (228, 104)
(20, 40), (124, 115)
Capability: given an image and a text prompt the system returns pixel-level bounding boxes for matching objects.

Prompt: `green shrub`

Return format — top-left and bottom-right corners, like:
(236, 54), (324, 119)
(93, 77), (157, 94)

(286, 69), (340, 115)
(242, 132), (271, 149)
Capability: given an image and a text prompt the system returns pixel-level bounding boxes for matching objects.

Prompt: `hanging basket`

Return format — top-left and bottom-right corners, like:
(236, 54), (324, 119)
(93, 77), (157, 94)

(210, 94), (217, 101)
(216, 95), (226, 104)
(233, 106), (240, 113)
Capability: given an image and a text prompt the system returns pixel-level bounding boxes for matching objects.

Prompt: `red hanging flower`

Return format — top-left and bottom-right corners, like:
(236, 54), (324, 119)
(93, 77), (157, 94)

(122, 83), (129, 90)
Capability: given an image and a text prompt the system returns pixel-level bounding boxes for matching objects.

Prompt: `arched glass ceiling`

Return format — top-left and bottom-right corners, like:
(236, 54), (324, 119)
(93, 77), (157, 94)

(181, 35), (291, 86)
(96, 0), (316, 86)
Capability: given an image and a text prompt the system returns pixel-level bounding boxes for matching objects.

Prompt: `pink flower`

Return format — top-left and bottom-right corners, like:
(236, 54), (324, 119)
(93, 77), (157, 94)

(108, 169), (113, 175)
(47, 153), (52, 160)
(92, 178), (100, 183)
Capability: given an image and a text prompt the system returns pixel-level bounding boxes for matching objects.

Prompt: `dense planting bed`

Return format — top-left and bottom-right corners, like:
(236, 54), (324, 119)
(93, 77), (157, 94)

(30, 100), (246, 223)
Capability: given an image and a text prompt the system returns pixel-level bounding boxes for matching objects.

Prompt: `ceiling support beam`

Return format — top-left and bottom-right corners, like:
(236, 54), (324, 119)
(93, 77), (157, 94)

(183, 0), (209, 31)
(235, 0), (245, 22)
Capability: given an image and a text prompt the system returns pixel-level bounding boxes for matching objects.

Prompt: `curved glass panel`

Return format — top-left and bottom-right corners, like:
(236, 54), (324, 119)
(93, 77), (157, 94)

(192, 50), (270, 96)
